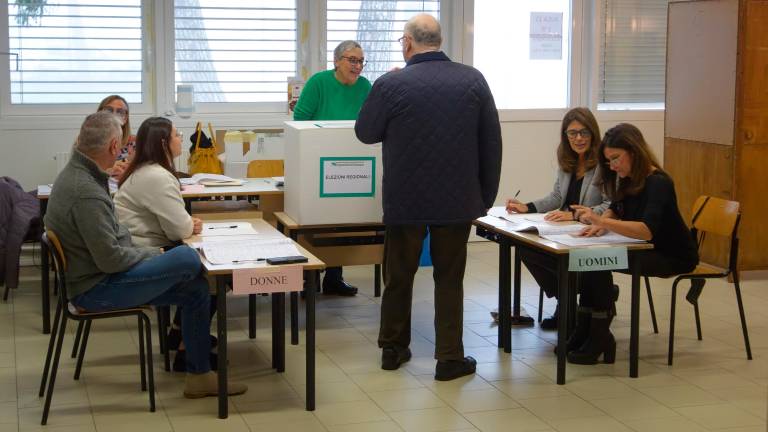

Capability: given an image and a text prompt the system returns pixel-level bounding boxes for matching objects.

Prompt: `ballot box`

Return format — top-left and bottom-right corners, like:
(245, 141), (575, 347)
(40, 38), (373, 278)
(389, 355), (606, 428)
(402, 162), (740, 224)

(283, 121), (383, 225)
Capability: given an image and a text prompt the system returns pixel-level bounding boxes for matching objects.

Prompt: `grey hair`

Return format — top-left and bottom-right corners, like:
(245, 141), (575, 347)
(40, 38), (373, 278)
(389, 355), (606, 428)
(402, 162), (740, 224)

(333, 40), (362, 63)
(76, 111), (123, 154)
(405, 15), (442, 47)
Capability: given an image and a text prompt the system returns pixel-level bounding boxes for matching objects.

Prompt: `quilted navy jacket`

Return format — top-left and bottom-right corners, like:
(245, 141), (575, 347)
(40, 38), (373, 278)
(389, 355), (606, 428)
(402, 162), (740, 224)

(355, 51), (502, 225)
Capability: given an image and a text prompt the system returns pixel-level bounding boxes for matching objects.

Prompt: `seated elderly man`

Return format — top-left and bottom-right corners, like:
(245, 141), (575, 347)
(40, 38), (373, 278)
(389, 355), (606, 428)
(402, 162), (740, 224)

(44, 111), (246, 398)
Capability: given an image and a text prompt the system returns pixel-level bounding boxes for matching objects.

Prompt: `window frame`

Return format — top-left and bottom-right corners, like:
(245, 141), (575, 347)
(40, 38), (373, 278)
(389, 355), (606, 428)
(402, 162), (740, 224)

(0, 0), (156, 118)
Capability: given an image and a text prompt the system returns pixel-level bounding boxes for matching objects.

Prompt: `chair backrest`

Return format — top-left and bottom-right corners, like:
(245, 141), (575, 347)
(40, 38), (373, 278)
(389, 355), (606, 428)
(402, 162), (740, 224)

(247, 159), (284, 178)
(42, 230), (70, 303)
(691, 195), (740, 238)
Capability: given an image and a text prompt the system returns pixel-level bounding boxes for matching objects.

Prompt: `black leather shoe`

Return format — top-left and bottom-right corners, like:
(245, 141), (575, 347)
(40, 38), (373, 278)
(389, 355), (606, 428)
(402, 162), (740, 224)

(172, 350), (218, 372)
(435, 356), (477, 381)
(381, 347), (412, 370)
(322, 279), (358, 296)
(540, 305), (559, 331)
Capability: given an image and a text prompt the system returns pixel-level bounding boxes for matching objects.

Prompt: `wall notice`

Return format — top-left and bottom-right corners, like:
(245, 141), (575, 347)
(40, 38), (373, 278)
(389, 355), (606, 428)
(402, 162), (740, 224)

(530, 12), (563, 60)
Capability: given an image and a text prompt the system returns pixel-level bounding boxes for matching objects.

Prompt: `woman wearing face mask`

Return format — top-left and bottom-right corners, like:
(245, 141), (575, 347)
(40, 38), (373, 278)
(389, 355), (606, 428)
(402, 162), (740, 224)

(569, 123), (698, 365)
(501, 107), (610, 330)
(292, 40), (372, 296)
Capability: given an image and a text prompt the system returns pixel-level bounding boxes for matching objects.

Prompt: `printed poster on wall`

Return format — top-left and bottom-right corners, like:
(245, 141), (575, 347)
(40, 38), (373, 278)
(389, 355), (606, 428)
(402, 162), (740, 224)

(319, 157), (375, 197)
(530, 12), (563, 60)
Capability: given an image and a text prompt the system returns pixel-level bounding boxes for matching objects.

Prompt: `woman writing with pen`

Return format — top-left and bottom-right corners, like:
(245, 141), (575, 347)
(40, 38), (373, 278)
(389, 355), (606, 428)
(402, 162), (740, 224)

(567, 123), (698, 365)
(502, 107), (610, 330)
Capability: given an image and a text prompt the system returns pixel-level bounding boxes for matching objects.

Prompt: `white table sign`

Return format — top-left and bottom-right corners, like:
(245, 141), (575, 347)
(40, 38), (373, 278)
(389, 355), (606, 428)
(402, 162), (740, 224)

(569, 247), (629, 272)
(232, 265), (303, 295)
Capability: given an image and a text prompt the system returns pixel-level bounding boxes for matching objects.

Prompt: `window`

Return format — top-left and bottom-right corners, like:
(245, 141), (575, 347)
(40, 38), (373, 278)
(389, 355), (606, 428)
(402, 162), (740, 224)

(326, 0), (440, 82)
(174, 0), (296, 104)
(7, 0), (143, 104)
(599, 0), (670, 109)
(473, 0), (571, 110)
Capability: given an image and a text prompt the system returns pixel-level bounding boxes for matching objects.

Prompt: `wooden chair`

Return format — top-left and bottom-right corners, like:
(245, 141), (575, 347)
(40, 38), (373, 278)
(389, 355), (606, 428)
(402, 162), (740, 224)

(645, 196), (752, 365)
(247, 159), (284, 178)
(38, 231), (157, 425)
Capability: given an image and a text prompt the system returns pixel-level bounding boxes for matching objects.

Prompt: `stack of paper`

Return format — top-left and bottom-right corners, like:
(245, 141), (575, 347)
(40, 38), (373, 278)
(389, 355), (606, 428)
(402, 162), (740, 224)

(202, 238), (302, 265)
(200, 222), (259, 236)
(179, 173), (244, 187)
(483, 206), (645, 246)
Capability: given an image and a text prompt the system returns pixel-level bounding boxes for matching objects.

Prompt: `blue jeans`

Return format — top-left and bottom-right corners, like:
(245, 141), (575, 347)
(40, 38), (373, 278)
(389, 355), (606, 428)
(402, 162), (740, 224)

(72, 246), (211, 374)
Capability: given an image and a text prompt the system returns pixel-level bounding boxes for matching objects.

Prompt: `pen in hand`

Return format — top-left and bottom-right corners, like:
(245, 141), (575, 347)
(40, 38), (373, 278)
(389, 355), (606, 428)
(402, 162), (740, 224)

(513, 190), (521, 200)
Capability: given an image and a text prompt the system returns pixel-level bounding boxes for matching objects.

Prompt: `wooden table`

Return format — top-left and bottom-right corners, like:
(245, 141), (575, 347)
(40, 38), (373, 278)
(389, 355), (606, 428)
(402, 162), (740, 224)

(35, 178), (284, 334)
(186, 218), (325, 418)
(473, 216), (654, 384)
(273, 212), (384, 345)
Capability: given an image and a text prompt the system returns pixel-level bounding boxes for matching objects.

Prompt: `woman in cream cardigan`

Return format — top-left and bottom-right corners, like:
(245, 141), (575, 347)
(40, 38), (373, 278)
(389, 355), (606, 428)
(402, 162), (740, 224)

(115, 117), (212, 371)
(503, 107), (611, 330)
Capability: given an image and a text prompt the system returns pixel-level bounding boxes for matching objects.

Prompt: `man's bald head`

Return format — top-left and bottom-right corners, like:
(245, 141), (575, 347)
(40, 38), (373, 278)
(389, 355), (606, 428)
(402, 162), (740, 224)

(404, 13), (442, 49)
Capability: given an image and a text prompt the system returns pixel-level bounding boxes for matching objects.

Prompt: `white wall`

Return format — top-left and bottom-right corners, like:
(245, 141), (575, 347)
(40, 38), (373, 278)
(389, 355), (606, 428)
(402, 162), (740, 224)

(0, 113), (664, 199)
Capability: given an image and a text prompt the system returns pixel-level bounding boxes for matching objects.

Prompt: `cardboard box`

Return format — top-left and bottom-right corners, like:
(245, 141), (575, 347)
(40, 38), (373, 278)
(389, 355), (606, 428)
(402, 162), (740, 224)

(283, 121), (382, 225)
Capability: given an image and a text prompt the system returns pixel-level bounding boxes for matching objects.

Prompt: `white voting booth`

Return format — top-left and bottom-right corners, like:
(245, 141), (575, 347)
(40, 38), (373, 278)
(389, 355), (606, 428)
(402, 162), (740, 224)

(283, 121), (383, 225)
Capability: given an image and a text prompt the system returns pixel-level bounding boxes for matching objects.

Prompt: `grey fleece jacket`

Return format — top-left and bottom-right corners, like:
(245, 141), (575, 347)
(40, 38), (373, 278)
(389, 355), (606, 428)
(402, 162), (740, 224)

(43, 150), (160, 298)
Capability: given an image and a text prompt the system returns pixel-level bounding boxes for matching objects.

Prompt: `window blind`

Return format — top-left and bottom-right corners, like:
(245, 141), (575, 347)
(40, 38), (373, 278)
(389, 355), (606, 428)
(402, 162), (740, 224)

(600, 0), (670, 105)
(174, 0), (297, 103)
(326, 0), (439, 82)
(7, 0), (143, 104)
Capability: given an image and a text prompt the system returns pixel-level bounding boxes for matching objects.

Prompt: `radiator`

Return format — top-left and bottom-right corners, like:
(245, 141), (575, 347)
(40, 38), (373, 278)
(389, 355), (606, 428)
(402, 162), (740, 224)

(54, 151), (70, 174)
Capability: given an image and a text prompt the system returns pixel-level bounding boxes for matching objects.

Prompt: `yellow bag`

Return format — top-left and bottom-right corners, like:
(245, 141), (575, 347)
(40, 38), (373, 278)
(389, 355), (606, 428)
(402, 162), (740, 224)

(188, 122), (223, 174)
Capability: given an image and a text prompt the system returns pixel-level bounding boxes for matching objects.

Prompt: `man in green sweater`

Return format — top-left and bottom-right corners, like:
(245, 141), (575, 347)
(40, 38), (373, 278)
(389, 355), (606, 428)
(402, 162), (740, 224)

(44, 111), (247, 399)
(292, 40), (372, 296)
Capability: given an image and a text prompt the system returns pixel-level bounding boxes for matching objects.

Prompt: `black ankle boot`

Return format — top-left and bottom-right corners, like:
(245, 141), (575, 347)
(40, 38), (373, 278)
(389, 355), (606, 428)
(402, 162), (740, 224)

(686, 279), (705, 305)
(554, 307), (592, 355)
(567, 309), (616, 365)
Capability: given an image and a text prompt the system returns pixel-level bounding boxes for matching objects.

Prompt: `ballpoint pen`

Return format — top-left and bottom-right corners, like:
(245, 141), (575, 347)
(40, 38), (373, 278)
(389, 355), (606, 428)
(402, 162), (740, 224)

(513, 190), (521, 200)
(208, 225), (237, 229)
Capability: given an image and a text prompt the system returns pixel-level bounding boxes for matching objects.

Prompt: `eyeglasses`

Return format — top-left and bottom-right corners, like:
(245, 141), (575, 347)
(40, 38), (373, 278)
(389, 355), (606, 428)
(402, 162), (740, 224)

(341, 56), (367, 67)
(397, 35), (410, 45)
(102, 106), (128, 116)
(566, 128), (592, 139)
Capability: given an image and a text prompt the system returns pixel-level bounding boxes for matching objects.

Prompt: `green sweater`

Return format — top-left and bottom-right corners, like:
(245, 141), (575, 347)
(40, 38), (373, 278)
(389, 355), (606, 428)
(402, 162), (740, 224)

(293, 69), (371, 120)
(44, 150), (160, 298)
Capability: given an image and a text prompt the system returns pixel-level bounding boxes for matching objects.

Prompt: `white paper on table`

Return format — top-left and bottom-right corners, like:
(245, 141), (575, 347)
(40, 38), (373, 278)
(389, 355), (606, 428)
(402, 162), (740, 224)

(201, 222), (258, 236)
(524, 214), (548, 222)
(313, 121), (356, 128)
(201, 238), (302, 264)
(541, 232), (645, 247)
(180, 173), (242, 185)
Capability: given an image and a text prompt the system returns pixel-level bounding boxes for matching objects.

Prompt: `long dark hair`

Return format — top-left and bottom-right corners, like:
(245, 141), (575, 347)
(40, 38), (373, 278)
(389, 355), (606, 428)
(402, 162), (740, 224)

(118, 117), (177, 188)
(599, 123), (663, 201)
(557, 107), (600, 174)
(97, 95), (131, 147)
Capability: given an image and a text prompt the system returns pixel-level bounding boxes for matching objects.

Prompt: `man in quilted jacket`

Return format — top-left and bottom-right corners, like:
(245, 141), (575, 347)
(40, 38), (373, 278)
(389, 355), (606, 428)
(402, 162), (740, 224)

(355, 13), (502, 381)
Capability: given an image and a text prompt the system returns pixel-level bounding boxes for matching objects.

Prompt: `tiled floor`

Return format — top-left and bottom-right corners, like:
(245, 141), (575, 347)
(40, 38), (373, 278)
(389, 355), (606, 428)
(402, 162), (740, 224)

(1, 242), (766, 431)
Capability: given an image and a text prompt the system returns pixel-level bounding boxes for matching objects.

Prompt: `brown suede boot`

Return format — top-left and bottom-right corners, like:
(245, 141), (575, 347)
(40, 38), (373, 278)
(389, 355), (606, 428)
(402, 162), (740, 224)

(183, 371), (248, 399)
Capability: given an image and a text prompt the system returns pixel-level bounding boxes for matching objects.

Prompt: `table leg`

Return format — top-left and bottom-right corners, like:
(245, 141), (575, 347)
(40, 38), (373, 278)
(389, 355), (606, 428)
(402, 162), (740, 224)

(511, 247), (534, 326)
(630, 253), (640, 378)
(290, 292), (299, 345)
(305, 270), (317, 411)
(374, 264), (381, 297)
(248, 294), (256, 339)
(498, 242), (511, 353)
(556, 255), (570, 385)
(277, 293), (286, 372)
(271, 294), (278, 369)
(216, 276), (228, 419)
